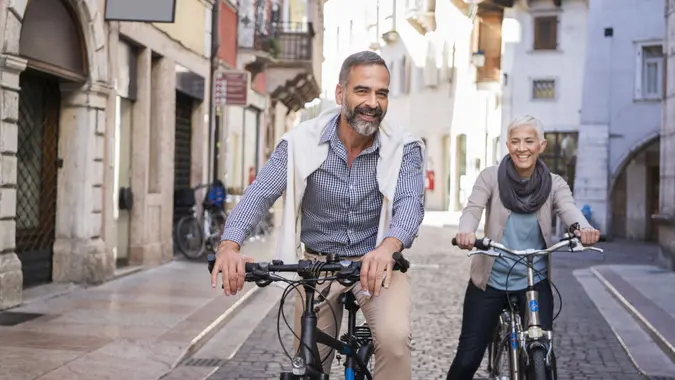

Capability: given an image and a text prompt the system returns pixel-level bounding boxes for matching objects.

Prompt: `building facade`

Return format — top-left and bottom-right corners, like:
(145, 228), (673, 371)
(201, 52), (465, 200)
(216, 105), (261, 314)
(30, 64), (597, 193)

(658, 0), (675, 270)
(0, 0), (111, 309)
(0, 0), (220, 310)
(318, 0), (504, 212)
(499, 0), (587, 235)
(574, 0), (663, 241)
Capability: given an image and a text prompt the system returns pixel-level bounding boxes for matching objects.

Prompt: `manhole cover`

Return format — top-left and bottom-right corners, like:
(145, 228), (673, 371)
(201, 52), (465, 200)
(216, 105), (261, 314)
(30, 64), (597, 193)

(0, 312), (44, 326)
(182, 358), (227, 367)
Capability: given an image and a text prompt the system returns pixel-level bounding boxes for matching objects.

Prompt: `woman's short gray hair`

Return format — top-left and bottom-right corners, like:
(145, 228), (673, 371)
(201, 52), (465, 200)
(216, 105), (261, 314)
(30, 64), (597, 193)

(507, 115), (545, 142)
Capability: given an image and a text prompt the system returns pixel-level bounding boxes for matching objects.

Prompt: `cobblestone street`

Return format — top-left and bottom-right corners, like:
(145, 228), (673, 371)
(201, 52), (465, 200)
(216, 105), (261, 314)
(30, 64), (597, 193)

(209, 224), (658, 380)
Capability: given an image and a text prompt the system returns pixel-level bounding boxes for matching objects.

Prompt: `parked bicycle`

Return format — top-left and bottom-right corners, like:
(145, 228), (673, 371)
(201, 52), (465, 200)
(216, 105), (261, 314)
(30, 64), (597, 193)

(207, 251), (410, 380)
(174, 182), (227, 260)
(452, 223), (603, 380)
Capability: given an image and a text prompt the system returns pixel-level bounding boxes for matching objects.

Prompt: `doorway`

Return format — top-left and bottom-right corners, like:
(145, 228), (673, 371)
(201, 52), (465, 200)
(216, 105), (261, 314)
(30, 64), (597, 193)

(15, 70), (61, 288)
(115, 97), (134, 267)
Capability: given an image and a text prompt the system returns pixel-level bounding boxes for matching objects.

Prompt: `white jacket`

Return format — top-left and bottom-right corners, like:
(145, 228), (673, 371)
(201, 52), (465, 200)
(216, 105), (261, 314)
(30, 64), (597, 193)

(275, 106), (424, 265)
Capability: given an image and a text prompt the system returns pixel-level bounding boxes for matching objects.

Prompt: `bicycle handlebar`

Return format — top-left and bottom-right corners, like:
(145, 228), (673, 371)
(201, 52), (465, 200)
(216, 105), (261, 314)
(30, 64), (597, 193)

(207, 252), (410, 286)
(451, 235), (604, 258)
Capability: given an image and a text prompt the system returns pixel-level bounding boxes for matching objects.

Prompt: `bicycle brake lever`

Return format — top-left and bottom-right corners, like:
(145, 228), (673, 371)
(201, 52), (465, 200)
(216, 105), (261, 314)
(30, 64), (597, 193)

(467, 250), (501, 258)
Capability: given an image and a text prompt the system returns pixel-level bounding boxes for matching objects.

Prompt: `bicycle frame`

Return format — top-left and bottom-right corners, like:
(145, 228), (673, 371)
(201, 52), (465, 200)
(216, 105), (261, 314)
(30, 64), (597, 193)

(281, 272), (373, 380)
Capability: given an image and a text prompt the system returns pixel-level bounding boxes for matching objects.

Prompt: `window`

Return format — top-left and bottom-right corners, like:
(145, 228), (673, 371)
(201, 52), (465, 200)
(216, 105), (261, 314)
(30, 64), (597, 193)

(635, 44), (663, 100)
(541, 132), (578, 192)
(533, 16), (558, 50)
(532, 79), (556, 100)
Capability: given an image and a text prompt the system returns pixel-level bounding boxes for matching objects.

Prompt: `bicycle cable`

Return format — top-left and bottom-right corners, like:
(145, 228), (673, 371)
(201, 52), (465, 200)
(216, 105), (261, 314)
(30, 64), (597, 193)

(269, 272), (343, 366)
(502, 253), (564, 323)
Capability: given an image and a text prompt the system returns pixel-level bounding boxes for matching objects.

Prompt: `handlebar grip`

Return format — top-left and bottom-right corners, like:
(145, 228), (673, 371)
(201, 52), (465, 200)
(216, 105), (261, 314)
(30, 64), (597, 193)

(207, 253), (216, 274)
(245, 262), (256, 272)
(474, 238), (490, 251)
(392, 252), (410, 273)
(452, 237), (490, 251)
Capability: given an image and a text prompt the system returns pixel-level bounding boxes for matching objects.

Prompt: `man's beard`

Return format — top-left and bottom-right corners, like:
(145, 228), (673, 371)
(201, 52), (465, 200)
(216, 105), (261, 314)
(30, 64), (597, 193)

(342, 99), (385, 137)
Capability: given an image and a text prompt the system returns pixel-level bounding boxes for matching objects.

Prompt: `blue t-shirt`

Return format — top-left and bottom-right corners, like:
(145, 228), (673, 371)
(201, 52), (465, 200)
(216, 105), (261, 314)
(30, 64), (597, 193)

(488, 201), (548, 291)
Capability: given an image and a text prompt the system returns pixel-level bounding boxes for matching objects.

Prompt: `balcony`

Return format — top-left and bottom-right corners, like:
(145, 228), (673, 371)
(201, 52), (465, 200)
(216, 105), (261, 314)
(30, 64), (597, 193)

(266, 22), (321, 112)
(406, 0), (436, 35)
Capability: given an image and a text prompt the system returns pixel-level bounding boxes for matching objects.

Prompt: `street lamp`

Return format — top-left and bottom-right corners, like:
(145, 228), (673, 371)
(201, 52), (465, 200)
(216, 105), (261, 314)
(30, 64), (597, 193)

(472, 50), (486, 68)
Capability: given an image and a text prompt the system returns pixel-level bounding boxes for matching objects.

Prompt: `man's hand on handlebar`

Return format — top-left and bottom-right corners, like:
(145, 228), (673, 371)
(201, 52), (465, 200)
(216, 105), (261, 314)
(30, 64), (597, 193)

(453, 232), (476, 250)
(575, 227), (601, 246)
(360, 238), (402, 297)
(211, 241), (254, 296)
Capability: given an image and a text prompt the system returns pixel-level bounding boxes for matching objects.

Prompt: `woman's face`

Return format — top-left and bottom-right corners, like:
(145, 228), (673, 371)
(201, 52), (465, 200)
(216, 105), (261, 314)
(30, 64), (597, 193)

(507, 124), (547, 175)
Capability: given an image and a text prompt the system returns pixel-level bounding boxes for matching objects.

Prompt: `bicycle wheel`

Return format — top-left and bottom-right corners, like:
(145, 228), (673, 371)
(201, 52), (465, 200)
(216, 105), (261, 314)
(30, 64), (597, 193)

(489, 319), (513, 379)
(175, 216), (205, 260)
(528, 347), (549, 380)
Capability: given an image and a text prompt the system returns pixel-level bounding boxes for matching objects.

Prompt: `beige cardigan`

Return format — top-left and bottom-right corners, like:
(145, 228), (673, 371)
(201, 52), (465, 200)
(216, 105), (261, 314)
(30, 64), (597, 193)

(275, 107), (424, 266)
(458, 165), (592, 291)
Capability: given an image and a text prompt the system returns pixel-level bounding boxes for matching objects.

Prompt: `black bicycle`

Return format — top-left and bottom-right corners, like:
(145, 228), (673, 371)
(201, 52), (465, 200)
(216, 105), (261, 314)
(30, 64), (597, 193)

(452, 223), (603, 380)
(207, 252), (410, 380)
(174, 183), (227, 260)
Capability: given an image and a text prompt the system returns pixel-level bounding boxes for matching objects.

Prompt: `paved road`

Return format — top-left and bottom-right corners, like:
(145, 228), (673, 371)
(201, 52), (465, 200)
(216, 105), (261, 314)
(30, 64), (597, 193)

(209, 225), (657, 380)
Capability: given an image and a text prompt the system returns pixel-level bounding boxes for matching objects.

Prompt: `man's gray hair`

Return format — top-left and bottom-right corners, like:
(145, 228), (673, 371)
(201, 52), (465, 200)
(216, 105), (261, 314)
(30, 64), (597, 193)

(339, 51), (389, 86)
(507, 115), (545, 142)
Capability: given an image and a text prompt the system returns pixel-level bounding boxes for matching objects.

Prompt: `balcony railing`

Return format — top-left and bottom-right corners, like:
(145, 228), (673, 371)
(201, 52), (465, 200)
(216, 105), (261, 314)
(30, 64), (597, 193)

(272, 22), (314, 62)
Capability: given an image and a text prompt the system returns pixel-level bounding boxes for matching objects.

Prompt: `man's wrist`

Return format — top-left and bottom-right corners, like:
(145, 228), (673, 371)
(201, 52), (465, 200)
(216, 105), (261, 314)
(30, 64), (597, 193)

(219, 240), (241, 253)
(379, 237), (403, 254)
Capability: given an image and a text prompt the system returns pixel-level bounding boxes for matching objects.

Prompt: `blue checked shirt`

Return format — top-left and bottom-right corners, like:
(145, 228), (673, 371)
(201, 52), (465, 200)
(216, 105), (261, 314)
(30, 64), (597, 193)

(221, 116), (425, 257)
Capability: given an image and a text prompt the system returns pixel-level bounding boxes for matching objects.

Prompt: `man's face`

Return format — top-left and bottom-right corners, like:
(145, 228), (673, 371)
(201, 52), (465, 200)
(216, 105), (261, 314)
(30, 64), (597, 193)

(335, 64), (390, 137)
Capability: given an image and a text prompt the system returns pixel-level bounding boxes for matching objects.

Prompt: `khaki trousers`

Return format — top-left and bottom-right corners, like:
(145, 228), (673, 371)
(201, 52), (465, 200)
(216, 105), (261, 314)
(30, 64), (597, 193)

(292, 252), (412, 380)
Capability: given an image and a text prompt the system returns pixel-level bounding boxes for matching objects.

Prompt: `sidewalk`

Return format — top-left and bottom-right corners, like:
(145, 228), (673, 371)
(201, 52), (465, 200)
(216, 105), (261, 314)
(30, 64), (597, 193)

(0, 233), (278, 380)
(573, 239), (675, 378)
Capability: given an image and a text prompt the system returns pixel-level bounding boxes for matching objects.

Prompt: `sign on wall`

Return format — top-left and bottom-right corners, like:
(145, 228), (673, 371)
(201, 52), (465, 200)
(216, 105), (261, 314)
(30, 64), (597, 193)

(104, 0), (177, 23)
(214, 70), (249, 106)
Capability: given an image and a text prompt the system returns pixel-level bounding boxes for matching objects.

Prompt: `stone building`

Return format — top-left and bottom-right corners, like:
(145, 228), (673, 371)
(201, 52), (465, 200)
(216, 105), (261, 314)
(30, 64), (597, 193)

(0, 0), (216, 310)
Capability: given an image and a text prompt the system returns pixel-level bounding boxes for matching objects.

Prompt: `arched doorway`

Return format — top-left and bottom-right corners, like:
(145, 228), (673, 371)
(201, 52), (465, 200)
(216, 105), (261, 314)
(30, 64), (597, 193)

(610, 137), (660, 241)
(15, 0), (87, 287)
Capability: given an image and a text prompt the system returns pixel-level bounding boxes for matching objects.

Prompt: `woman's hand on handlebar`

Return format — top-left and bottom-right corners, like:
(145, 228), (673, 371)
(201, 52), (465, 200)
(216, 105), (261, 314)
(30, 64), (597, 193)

(575, 227), (601, 246)
(453, 232), (476, 250)
(211, 241), (254, 296)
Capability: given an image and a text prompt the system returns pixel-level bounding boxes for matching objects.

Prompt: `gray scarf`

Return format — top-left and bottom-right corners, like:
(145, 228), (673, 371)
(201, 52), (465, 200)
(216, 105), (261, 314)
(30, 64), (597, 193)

(498, 155), (552, 214)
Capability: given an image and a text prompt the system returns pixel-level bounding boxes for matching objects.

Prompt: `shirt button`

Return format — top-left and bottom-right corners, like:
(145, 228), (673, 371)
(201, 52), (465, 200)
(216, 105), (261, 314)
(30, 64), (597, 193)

(349, 185), (353, 190)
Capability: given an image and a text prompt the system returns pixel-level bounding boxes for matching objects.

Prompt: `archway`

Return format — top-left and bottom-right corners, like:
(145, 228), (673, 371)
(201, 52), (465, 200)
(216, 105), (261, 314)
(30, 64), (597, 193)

(610, 136), (660, 241)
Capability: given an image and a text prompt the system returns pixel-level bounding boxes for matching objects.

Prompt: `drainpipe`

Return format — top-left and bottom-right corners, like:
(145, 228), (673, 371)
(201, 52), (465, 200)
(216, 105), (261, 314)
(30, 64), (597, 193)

(210, 0), (221, 183)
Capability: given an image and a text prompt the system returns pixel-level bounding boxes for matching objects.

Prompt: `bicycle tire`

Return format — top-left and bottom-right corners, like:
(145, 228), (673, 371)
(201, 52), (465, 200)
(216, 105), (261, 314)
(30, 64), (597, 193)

(175, 216), (206, 260)
(529, 347), (548, 380)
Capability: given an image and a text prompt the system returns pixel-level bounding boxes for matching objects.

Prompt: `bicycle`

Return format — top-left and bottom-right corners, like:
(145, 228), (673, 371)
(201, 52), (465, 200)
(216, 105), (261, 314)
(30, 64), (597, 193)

(207, 251), (411, 380)
(174, 183), (227, 260)
(452, 223), (604, 380)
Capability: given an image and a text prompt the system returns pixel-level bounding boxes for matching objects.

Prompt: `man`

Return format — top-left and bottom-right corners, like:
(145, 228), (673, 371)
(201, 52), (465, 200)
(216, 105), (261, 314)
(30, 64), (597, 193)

(210, 51), (425, 379)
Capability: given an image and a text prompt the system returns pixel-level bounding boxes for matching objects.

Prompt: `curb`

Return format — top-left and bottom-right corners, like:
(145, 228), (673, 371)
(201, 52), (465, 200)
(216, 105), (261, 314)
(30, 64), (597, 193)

(590, 267), (675, 363)
(170, 285), (262, 370)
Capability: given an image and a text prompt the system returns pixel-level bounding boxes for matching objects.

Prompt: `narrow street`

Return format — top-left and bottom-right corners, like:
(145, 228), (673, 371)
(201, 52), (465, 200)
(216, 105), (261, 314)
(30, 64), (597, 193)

(207, 223), (660, 380)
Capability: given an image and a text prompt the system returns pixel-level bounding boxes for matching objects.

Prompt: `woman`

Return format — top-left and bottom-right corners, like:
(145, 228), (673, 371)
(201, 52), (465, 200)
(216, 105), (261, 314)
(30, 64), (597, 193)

(446, 115), (600, 379)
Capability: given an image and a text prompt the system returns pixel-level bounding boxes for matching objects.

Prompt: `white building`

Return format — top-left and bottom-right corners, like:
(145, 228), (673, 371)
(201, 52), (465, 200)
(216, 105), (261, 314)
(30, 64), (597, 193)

(575, 0), (663, 241)
(499, 0), (588, 234)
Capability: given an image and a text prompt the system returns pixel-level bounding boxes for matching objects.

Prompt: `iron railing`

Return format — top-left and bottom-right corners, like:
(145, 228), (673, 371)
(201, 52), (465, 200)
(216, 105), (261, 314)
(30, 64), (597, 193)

(15, 70), (61, 287)
(272, 22), (314, 61)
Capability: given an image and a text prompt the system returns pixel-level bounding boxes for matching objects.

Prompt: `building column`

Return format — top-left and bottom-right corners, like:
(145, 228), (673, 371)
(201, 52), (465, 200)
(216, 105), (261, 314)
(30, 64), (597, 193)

(0, 55), (27, 309)
(52, 82), (113, 284)
(128, 48), (176, 265)
(657, 0), (675, 270)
